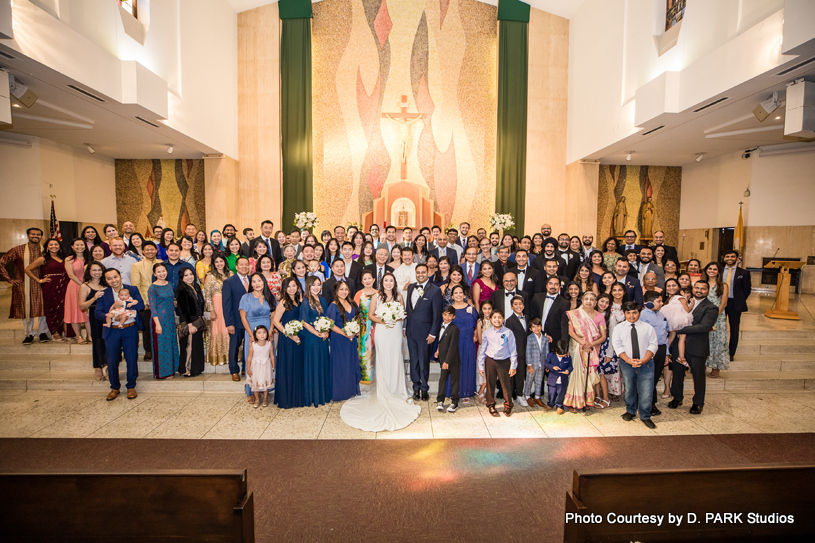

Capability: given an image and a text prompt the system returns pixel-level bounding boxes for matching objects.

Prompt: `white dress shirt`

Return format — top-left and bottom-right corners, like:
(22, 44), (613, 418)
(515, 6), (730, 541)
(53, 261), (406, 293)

(411, 281), (428, 309)
(541, 293), (557, 325)
(503, 290), (520, 317)
(611, 319), (658, 361)
(515, 267), (528, 288)
(512, 311), (526, 331)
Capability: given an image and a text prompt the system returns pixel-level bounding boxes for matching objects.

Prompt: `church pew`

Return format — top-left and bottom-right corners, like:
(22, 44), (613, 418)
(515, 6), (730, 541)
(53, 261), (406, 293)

(0, 469), (254, 542)
(564, 464), (815, 542)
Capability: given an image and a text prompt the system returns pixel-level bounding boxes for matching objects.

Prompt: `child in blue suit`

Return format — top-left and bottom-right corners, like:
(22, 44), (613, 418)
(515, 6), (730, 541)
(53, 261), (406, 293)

(544, 339), (573, 414)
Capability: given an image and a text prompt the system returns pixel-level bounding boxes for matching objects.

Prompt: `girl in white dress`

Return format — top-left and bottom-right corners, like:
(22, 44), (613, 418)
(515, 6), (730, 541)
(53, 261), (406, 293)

(247, 325), (274, 408)
(661, 286), (694, 366)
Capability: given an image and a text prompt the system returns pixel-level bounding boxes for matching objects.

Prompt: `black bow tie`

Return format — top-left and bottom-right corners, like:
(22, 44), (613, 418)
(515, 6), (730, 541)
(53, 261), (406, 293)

(547, 295), (556, 300)
(505, 291), (516, 297)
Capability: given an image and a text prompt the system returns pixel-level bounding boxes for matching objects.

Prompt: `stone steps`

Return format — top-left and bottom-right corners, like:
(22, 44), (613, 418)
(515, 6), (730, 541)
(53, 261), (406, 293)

(0, 370), (245, 393)
(733, 339), (815, 356)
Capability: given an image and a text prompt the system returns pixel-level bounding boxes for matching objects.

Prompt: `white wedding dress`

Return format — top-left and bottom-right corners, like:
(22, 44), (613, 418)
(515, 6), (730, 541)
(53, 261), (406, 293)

(340, 307), (421, 432)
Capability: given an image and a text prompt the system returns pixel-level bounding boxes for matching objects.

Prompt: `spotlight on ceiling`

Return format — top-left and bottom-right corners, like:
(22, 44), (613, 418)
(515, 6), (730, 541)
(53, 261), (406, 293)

(85, 144), (95, 154)
(8, 75), (38, 108)
(753, 91), (780, 122)
(626, 152), (633, 161)
(695, 153), (705, 162)
(166, 144), (174, 154)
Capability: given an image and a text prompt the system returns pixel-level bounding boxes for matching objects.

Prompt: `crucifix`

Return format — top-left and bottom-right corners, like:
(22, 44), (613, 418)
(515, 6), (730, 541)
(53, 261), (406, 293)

(382, 95), (425, 179)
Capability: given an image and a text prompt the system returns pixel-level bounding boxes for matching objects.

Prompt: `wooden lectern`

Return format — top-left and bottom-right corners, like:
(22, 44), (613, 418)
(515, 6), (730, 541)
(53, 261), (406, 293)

(764, 260), (806, 320)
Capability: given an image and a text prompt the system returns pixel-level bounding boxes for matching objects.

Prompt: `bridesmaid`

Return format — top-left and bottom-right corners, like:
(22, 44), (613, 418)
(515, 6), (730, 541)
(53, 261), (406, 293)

(301, 276), (331, 407)
(272, 277), (305, 408)
(447, 285), (478, 401)
(148, 263), (178, 379)
(327, 281), (361, 401)
(64, 238), (90, 343)
(25, 238), (70, 341)
(78, 262), (107, 380)
(353, 270), (377, 384)
(203, 255), (232, 366)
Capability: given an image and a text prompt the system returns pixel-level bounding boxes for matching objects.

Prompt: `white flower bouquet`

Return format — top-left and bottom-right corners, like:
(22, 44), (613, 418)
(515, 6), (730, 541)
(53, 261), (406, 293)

(284, 320), (303, 338)
(375, 301), (406, 329)
(313, 316), (334, 339)
(342, 320), (360, 337)
(489, 213), (514, 231)
(294, 211), (319, 230)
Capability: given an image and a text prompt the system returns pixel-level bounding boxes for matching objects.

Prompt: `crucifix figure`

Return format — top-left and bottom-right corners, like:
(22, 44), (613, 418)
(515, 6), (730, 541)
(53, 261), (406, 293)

(382, 95), (425, 179)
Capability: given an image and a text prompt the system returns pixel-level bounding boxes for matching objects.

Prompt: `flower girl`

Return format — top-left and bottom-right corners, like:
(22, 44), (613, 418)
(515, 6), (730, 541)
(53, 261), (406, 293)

(661, 286), (694, 367)
(247, 325), (274, 408)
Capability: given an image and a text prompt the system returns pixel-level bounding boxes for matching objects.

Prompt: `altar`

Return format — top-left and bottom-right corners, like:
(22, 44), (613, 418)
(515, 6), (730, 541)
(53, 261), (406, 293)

(361, 180), (443, 231)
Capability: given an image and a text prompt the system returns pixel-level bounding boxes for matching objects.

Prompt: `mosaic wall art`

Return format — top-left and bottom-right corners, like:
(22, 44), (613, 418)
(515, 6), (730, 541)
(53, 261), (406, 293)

(597, 165), (681, 245)
(115, 159), (206, 236)
(312, 0), (497, 228)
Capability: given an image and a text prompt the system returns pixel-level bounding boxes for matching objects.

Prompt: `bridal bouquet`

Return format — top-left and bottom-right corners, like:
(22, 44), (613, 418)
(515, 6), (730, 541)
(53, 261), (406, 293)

(375, 301), (406, 329)
(294, 211), (319, 230)
(489, 213), (514, 231)
(284, 320), (303, 338)
(342, 320), (360, 337)
(313, 316), (334, 340)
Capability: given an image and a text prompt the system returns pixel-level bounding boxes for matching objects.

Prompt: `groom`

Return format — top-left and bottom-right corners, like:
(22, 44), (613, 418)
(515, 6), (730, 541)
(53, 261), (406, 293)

(405, 264), (443, 401)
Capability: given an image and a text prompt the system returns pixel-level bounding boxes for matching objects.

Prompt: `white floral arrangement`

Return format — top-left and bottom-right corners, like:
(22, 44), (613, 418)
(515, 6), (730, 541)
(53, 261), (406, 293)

(284, 320), (303, 337)
(313, 316), (334, 337)
(342, 320), (360, 337)
(489, 213), (514, 231)
(375, 300), (406, 329)
(294, 211), (319, 230)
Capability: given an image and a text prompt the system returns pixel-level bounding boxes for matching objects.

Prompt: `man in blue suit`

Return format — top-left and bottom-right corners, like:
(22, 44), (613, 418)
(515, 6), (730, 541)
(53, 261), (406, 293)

(461, 247), (480, 287)
(96, 268), (144, 401)
(405, 264), (443, 401)
(614, 258), (644, 306)
(223, 257), (251, 383)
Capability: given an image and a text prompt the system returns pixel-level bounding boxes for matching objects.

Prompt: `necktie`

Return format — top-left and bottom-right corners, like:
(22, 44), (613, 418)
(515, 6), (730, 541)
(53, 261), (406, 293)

(377, 266), (383, 289)
(631, 323), (640, 359)
(241, 276), (248, 291)
(467, 265), (473, 283)
(725, 268), (733, 289)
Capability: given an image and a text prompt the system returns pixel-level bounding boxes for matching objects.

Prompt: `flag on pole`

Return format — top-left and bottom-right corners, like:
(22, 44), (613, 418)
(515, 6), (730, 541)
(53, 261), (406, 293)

(734, 203), (744, 251)
(49, 200), (62, 241)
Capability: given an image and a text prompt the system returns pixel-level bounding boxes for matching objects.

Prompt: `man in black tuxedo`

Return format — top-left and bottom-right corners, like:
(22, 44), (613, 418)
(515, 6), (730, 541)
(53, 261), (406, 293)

(531, 241), (567, 278)
(530, 276), (570, 344)
(614, 258), (643, 306)
(240, 228), (256, 258)
(363, 246), (394, 290)
(651, 231), (678, 263)
(257, 220), (281, 263)
(508, 249), (540, 296)
(490, 272), (530, 321)
(504, 295), (529, 403)
(556, 233), (580, 280)
(534, 260), (568, 296)
(339, 242), (363, 285)
(722, 249), (752, 361)
(431, 235), (459, 262)
(406, 264), (443, 401)
(322, 259), (356, 300)
(618, 230), (643, 255)
(668, 280), (718, 415)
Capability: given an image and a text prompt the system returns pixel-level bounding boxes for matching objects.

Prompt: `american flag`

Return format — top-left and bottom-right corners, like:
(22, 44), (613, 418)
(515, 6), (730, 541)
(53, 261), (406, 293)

(49, 200), (62, 241)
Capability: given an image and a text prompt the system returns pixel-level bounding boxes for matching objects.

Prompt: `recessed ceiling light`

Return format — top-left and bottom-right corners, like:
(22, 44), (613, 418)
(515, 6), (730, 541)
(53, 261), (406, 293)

(775, 116), (781, 120)
(12, 103), (21, 108)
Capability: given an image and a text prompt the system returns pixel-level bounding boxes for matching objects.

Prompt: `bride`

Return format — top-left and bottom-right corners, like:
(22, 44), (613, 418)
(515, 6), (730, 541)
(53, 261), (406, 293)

(341, 272), (421, 432)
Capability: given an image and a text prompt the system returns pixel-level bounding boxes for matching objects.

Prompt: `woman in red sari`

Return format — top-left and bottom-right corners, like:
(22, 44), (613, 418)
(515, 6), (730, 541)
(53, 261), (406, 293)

(25, 238), (71, 341)
(563, 291), (607, 412)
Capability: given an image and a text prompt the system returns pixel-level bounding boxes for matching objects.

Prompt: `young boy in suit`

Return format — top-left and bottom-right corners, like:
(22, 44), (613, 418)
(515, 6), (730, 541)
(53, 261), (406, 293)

(524, 317), (549, 407)
(544, 340), (573, 414)
(435, 305), (461, 413)
(504, 295), (529, 405)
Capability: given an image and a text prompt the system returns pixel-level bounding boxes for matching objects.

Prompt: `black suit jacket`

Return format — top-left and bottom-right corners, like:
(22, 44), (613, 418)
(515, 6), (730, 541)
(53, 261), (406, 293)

(677, 299), (718, 358)
(240, 241), (253, 259)
(618, 244), (643, 255)
(505, 314), (528, 367)
(431, 246), (458, 263)
(531, 254), (567, 278)
(535, 274), (568, 296)
(490, 259), (511, 283)
(490, 289), (530, 319)
(322, 276), (356, 301)
(339, 260), (363, 286)
(255, 236), (281, 264)
(724, 266), (752, 313)
(438, 323), (461, 366)
(507, 264), (540, 296)
(530, 293), (569, 344)
(363, 263), (394, 290)
(556, 249), (580, 280)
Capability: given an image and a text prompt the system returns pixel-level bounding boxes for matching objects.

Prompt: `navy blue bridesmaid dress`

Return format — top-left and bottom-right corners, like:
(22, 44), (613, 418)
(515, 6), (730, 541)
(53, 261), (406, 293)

(327, 302), (361, 401)
(301, 297), (331, 407)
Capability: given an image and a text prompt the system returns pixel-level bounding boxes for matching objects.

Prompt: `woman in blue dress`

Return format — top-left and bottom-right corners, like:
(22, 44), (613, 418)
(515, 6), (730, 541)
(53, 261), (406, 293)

(239, 273), (275, 401)
(301, 276), (331, 407)
(271, 277), (305, 408)
(446, 285), (478, 400)
(326, 281), (361, 401)
(147, 263), (179, 379)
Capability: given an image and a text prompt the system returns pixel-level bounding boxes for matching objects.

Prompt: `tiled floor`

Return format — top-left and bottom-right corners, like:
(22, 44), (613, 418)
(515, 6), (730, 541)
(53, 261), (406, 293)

(1, 389), (813, 439)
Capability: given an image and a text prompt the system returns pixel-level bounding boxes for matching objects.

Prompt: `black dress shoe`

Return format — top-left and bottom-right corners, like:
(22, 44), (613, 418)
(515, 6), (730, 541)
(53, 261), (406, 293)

(420, 391), (429, 401)
(22, 335), (34, 345)
(650, 406), (662, 416)
(667, 399), (683, 409)
(39, 333), (50, 343)
(621, 412), (635, 421)
(689, 404), (703, 415)
(642, 419), (656, 430)
(412, 391), (421, 401)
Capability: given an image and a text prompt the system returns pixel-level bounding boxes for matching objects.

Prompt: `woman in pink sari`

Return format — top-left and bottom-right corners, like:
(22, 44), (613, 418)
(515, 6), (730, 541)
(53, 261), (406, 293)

(563, 291), (607, 412)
